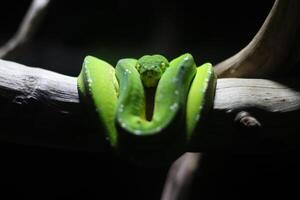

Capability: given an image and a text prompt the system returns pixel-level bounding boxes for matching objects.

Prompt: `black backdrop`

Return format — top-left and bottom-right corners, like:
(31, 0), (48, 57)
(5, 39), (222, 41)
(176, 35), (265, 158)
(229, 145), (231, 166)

(1, 1), (298, 199)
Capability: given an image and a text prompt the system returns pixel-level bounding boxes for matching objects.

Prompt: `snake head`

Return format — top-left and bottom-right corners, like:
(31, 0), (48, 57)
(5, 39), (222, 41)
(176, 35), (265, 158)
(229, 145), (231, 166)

(136, 55), (169, 87)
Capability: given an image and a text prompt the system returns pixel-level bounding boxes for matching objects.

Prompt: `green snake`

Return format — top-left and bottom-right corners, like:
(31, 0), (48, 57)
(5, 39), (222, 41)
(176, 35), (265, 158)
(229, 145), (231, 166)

(78, 53), (217, 164)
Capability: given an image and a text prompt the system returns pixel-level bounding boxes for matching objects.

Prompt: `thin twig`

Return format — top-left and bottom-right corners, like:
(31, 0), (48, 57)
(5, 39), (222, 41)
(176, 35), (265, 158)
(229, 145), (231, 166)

(0, 0), (50, 59)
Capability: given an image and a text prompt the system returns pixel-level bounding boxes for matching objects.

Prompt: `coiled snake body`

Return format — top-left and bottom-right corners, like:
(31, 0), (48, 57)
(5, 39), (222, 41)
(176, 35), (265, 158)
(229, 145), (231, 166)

(78, 53), (216, 164)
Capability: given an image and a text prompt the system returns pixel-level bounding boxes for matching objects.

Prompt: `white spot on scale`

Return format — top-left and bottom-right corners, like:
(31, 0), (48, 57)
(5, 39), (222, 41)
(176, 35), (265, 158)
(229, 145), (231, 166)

(155, 127), (162, 132)
(172, 77), (178, 83)
(85, 69), (93, 83)
(170, 103), (178, 111)
(174, 90), (179, 95)
(202, 83), (208, 92)
(121, 122), (127, 128)
(88, 88), (92, 95)
(125, 69), (131, 74)
(195, 114), (200, 121)
(134, 130), (142, 135)
(119, 104), (124, 112)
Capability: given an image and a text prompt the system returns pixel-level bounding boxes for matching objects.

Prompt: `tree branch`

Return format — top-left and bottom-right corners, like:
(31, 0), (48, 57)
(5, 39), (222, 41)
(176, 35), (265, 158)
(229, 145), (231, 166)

(215, 0), (300, 78)
(0, 59), (299, 150)
(0, 0), (50, 59)
(161, 76), (300, 200)
(163, 1), (300, 199)
(1, 59), (300, 200)
(0, 59), (78, 111)
(161, 153), (202, 200)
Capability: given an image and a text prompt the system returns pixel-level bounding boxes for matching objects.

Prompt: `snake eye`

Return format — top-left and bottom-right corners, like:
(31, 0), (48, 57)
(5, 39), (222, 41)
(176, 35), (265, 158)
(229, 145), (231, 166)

(136, 63), (141, 71)
(160, 62), (168, 72)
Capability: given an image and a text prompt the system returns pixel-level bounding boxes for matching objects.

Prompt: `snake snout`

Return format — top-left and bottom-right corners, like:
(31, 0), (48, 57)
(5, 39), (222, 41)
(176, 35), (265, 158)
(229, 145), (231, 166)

(140, 69), (161, 87)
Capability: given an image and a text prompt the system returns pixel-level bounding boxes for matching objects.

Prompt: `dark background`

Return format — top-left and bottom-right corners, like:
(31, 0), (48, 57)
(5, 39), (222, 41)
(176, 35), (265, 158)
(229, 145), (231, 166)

(1, 0), (299, 199)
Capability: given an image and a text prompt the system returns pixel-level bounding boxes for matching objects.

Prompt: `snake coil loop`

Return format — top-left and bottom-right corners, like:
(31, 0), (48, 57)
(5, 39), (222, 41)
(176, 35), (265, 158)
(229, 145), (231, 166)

(78, 53), (217, 164)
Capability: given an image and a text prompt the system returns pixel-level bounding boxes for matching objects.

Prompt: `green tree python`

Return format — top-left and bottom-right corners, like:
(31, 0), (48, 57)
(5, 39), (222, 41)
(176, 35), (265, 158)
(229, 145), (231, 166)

(78, 53), (217, 164)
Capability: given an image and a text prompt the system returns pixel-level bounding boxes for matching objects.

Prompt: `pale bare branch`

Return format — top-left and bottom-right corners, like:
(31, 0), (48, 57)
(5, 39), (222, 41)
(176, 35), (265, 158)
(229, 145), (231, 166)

(161, 153), (202, 200)
(0, 0), (51, 59)
(163, 1), (300, 193)
(215, 0), (300, 78)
